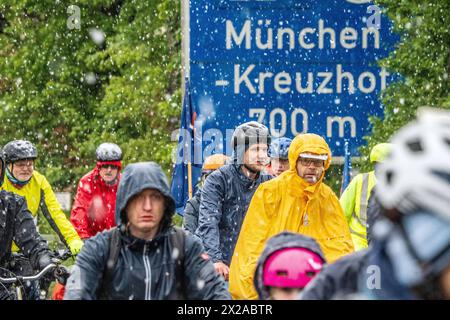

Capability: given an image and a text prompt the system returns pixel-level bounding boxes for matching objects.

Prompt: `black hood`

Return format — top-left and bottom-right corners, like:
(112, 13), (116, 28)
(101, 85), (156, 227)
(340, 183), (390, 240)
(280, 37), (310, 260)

(115, 162), (176, 229)
(254, 231), (326, 300)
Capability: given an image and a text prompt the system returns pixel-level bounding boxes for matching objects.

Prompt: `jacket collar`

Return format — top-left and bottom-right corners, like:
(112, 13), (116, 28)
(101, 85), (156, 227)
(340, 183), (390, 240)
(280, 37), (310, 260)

(120, 226), (171, 251)
(232, 164), (262, 187)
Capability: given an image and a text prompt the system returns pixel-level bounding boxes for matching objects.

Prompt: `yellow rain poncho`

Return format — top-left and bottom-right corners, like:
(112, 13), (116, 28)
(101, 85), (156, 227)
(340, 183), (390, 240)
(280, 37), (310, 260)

(229, 133), (354, 300)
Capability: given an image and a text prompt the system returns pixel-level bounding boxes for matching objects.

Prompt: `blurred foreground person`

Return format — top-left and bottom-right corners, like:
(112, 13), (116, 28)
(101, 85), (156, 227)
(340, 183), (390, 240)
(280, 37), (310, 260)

(301, 108), (450, 300)
(368, 109), (450, 299)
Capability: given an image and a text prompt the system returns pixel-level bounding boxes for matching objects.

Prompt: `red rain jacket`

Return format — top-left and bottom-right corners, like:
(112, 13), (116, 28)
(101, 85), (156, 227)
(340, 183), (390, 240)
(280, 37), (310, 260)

(70, 162), (121, 239)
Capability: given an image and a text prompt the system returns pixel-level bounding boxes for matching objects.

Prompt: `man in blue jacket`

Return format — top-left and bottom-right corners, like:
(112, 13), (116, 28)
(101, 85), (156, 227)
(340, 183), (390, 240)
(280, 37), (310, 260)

(195, 121), (272, 281)
(64, 162), (230, 300)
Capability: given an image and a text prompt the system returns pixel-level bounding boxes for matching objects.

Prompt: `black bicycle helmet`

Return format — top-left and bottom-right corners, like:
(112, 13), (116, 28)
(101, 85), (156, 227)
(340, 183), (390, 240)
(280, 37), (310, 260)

(3, 140), (38, 164)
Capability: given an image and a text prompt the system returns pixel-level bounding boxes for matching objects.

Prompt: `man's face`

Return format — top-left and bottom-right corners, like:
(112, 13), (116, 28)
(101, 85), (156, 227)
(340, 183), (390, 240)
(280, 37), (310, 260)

(296, 157), (325, 184)
(126, 188), (165, 236)
(270, 158), (290, 176)
(243, 143), (269, 172)
(10, 159), (34, 181)
(99, 164), (119, 183)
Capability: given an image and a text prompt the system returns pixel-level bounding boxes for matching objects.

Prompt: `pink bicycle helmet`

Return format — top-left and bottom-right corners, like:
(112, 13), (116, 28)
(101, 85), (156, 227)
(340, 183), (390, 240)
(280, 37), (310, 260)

(262, 247), (324, 288)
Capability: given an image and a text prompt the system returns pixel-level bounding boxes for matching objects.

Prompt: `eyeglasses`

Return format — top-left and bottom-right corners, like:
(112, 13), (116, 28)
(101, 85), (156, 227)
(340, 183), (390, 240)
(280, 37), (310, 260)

(14, 160), (34, 169)
(298, 158), (324, 168)
(101, 164), (118, 170)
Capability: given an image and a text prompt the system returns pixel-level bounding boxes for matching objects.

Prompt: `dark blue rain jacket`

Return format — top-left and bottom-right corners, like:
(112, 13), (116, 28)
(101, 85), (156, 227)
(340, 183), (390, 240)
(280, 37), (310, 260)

(196, 148), (272, 265)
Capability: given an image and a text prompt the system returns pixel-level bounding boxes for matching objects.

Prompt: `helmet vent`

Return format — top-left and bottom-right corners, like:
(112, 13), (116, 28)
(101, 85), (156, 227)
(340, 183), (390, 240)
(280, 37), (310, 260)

(444, 138), (450, 149)
(276, 270), (288, 277)
(406, 139), (423, 152)
(432, 170), (450, 184)
(386, 170), (394, 185)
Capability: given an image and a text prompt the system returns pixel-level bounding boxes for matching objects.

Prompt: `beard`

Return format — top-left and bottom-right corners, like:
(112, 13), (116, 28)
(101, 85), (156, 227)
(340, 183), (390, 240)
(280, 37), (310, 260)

(244, 162), (265, 174)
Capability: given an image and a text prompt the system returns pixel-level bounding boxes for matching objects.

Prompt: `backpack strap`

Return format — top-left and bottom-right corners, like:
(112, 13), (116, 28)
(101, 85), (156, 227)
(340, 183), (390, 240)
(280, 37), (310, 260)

(170, 226), (186, 299)
(98, 227), (121, 299)
(171, 226), (185, 261)
(105, 227), (122, 281)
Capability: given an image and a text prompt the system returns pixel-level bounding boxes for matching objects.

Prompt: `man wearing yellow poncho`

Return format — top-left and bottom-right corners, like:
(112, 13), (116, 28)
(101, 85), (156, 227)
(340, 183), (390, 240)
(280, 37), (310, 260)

(229, 133), (354, 299)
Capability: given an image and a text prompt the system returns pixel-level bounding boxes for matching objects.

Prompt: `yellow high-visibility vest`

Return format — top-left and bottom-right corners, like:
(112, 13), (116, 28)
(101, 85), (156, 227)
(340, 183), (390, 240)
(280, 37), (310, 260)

(340, 171), (376, 251)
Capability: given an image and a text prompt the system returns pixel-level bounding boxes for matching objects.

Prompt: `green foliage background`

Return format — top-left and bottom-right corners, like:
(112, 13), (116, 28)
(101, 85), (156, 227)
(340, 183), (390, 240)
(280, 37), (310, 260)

(358, 0), (450, 171)
(0, 0), (181, 192)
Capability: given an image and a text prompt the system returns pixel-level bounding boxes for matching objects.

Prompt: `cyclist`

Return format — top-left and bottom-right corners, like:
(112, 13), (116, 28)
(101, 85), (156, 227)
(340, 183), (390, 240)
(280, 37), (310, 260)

(0, 147), (56, 300)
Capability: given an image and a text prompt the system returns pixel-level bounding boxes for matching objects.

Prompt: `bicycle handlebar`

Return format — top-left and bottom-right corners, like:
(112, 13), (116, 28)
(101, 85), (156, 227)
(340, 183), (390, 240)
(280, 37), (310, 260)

(0, 263), (57, 284)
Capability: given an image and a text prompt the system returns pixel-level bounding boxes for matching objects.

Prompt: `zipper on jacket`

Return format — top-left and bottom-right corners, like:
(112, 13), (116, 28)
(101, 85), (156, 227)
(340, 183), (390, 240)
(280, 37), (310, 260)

(143, 244), (152, 300)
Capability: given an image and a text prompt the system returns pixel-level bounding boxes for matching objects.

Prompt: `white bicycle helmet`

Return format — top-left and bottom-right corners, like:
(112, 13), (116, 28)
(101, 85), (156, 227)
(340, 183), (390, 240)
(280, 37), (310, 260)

(96, 143), (122, 161)
(376, 108), (450, 221)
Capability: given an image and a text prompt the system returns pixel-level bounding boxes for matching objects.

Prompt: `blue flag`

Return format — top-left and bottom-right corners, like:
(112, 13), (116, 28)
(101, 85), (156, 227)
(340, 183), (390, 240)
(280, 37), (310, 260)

(340, 139), (352, 196)
(170, 78), (202, 215)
